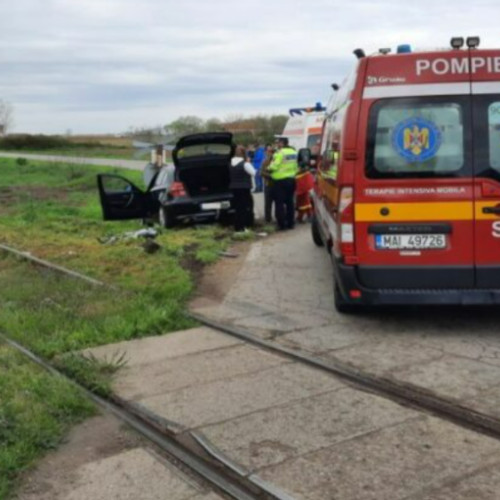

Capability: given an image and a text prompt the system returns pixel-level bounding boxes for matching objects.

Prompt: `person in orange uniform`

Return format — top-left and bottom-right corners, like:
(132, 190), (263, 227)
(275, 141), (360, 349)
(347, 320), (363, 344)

(295, 164), (315, 222)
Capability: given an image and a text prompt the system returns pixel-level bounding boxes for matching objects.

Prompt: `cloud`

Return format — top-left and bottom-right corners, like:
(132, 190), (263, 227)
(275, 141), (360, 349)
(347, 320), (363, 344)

(1, 0), (499, 133)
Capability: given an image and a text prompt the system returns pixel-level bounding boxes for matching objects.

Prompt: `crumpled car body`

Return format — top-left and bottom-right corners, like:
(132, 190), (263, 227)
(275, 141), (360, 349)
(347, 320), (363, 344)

(97, 132), (236, 228)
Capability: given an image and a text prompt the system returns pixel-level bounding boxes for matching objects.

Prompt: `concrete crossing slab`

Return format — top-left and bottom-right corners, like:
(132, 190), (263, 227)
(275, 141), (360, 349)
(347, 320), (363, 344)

(137, 362), (344, 430)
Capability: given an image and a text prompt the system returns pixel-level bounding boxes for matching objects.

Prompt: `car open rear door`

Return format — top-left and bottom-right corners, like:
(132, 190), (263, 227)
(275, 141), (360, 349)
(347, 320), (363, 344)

(471, 50), (500, 287)
(97, 174), (156, 220)
(354, 52), (475, 290)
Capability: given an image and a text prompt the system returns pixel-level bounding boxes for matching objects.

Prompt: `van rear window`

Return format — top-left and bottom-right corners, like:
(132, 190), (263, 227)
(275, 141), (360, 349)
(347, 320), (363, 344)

(366, 97), (471, 179)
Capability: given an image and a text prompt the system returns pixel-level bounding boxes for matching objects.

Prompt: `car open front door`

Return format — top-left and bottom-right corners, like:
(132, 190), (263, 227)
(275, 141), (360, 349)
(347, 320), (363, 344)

(472, 50), (500, 287)
(97, 174), (155, 221)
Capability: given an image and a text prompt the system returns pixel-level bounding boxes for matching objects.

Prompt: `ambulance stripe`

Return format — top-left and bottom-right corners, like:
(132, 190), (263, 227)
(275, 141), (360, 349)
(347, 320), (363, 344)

(307, 127), (322, 134)
(472, 82), (500, 94)
(355, 202), (473, 221)
(363, 83), (470, 99)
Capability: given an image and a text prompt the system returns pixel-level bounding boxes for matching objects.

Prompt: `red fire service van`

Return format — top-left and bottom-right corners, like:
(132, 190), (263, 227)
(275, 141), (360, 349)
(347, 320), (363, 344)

(307, 37), (500, 312)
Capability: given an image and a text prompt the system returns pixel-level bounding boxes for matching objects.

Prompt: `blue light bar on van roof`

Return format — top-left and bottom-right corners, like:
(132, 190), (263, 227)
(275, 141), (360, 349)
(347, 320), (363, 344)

(289, 102), (326, 116)
(397, 44), (412, 53)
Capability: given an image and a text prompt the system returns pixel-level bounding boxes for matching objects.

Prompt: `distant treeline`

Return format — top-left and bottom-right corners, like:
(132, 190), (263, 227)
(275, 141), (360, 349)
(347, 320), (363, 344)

(127, 114), (289, 146)
(1, 114), (290, 150)
(0, 134), (127, 150)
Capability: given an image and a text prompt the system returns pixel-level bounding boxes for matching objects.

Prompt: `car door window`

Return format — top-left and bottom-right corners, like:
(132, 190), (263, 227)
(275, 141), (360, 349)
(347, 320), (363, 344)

(101, 176), (134, 194)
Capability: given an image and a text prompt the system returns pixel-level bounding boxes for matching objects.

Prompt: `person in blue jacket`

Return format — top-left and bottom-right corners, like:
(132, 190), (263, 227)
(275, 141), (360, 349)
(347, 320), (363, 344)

(252, 144), (266, 192)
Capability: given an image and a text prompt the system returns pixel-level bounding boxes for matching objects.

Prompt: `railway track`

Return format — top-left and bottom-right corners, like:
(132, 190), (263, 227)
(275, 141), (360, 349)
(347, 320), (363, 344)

(5, 242), (500, 498)
(0, 330), (279, 500)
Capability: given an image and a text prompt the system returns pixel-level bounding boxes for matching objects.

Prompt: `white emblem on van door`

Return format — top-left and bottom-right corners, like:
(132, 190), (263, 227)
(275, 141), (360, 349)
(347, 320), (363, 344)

(367, 76), (378, 85)
(492, 221), (500, 238)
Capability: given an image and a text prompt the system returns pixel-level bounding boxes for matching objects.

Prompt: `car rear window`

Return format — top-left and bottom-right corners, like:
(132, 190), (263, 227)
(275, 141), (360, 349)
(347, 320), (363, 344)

(366, 97), (471, 179)
(177, 143), (231, 158)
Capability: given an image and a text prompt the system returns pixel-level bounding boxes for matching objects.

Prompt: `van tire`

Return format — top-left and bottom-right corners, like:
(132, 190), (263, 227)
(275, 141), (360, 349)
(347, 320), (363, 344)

(159, 207), (175, 229)
(334, 282), (357, 314)
(311, 215), (324, 247)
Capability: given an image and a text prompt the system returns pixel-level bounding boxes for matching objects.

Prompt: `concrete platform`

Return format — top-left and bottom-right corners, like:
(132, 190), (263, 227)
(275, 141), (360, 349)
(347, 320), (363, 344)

(87, 321), (500, 499)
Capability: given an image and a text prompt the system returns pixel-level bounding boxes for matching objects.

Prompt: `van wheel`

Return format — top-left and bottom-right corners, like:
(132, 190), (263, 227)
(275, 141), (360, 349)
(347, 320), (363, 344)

(311, 215), (324, 247)
(334, 283), (357, 314)
(159, 207), (175, 229)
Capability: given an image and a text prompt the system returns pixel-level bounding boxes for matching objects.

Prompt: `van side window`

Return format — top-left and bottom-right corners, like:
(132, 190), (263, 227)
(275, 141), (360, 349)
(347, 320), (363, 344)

(488, 102), (500, 171)
(366, 97), (471, 179)
(473, 97), (500, 181)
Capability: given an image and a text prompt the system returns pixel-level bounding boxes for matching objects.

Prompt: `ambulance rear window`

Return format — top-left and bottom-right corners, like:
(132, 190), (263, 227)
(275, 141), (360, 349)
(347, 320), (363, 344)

(366, 98), (470, 179)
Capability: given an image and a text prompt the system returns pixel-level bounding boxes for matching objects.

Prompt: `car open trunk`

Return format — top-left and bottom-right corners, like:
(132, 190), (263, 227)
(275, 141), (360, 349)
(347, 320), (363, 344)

(172, 132), (234, 197)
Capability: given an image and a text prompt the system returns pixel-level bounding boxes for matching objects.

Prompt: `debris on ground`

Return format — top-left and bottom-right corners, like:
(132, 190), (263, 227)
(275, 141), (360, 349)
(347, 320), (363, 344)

(98, 228), (158, 245)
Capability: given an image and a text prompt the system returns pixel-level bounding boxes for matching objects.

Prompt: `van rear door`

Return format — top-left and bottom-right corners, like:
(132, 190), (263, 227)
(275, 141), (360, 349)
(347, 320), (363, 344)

(472, 50), (500, 287)
(354, 55), (474, 289)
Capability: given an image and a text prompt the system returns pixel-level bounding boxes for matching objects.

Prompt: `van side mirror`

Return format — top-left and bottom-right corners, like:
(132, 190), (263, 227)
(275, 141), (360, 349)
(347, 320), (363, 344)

(298, 148), (311, 168)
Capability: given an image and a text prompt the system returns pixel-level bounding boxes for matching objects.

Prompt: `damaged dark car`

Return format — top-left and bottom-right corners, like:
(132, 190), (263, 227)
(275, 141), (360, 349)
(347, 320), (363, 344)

(97, 132), (235, 228)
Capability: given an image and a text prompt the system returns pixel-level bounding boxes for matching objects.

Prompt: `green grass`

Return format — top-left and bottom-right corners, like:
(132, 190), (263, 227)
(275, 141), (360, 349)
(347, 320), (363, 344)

(0, 344), (95, 499)
(0, 156), (232, 499)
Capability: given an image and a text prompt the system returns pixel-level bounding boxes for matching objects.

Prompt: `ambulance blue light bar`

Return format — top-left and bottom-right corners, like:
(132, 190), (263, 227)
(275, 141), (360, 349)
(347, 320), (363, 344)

(397, 44), (412, 53)
(289, 102), (326, 116)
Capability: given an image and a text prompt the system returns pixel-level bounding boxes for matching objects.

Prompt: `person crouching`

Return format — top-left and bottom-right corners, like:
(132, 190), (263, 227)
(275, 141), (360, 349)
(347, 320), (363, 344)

(230, 145), (256, 232)
(295, 164), (315, 222)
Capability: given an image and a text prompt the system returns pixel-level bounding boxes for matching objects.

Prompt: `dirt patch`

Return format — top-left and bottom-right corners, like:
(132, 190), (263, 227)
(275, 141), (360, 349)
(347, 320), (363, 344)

(189, 240), (252, 310)
(0, 186), (69, 208)
(15, 413), (143, 500)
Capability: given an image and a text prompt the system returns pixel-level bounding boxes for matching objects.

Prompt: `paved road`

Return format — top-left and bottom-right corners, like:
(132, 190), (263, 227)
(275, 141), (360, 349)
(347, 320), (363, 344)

(0, 152), (145, 170)
(197, 225), (500, 422)
(81, 225), (500, 500)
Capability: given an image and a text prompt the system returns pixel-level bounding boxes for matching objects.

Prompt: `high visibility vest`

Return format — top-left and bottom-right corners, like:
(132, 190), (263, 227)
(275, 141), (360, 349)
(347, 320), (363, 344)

(269, 147), (298, 181)
(325, 151), (339, 179)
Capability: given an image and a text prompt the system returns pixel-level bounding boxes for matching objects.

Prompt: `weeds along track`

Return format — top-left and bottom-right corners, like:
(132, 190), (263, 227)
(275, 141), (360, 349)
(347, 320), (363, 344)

(0, 245), (281, 500)
(0, 334), (275, 500)
(5, 243), (500, 461)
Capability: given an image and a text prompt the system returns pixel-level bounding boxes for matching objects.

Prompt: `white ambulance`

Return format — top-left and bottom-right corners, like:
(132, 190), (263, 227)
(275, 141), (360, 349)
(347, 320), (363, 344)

(280, 103), (326, 154)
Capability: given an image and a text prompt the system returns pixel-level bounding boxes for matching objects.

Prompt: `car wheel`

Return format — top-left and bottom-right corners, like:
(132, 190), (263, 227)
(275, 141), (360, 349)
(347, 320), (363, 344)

(311, 215), (324, 247)
(159, 206), (175, 229)
(334, 281), (358, 314)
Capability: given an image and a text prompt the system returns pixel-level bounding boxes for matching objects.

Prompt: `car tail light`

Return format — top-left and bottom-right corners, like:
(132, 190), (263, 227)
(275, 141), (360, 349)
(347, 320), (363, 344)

(169, 181), (186, 198)
(339, 186), (355, 256)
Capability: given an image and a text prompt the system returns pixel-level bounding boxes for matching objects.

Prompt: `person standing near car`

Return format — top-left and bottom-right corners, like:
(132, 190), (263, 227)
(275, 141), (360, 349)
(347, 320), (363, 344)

(268, 137), (298, 230)
(230, 145), (256, 232)
(261, 144), (275, 223)
(252, 143), (266, 192)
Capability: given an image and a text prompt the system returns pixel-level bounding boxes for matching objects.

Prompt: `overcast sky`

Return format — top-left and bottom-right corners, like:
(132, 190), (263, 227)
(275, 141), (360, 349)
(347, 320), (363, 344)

(1, 0), (498, 134)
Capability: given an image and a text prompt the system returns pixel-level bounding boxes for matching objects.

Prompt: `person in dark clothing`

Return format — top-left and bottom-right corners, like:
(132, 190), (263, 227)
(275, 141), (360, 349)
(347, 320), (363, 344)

(229, 145), (256, 232)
